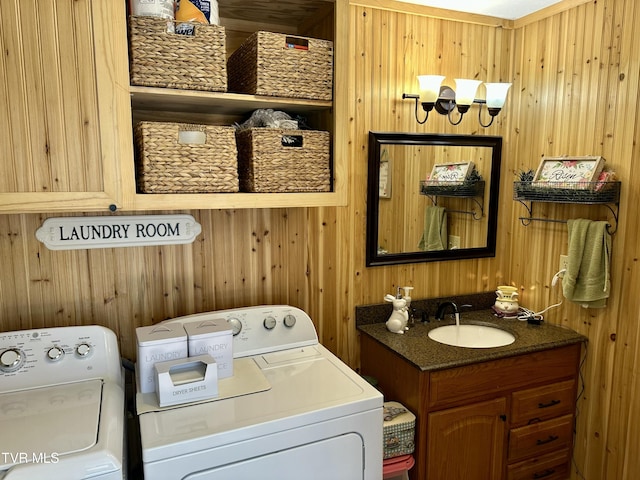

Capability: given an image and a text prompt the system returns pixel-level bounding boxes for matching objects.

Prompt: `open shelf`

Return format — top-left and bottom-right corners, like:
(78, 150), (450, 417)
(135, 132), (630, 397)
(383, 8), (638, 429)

(124, 0), (348, 211)
(513, 181), (621, 233)
(420, 180), (485, 220)
(130, 86), (333, 116)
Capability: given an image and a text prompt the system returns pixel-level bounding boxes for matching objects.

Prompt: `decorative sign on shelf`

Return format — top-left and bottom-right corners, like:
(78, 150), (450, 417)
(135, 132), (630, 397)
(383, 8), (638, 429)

(428, 161), (475, 185)
(35, 215), (202, 250)
(532, 156), (605, 189)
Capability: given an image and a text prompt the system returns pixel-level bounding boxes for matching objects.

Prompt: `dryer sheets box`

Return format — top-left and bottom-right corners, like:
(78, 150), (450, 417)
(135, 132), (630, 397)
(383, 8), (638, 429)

(155, 354), (219, 407)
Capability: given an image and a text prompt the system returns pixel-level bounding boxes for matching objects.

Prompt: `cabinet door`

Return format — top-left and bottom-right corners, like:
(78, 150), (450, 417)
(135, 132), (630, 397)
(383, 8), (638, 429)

(427, 397), (508, 480)
(0, 0), (134, 213)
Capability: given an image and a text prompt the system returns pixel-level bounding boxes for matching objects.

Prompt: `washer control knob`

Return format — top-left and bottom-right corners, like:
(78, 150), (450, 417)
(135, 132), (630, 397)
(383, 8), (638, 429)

(227, 317), (243, 336)
(76, 343), (92, 357)
(263, 316), (277, 330)
(0, 348), (24, 372)
(47, 346), (65, 362)
(283, 314), (297, 328)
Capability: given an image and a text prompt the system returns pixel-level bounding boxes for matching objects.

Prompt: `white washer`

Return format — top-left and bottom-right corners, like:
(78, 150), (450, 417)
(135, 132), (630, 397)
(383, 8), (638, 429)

(137, 305), (383, 480)
(0, 325), (125, 480)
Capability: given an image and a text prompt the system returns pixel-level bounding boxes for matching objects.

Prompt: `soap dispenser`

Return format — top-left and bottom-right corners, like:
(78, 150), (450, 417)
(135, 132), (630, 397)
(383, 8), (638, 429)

(402, 286), (414, 327)
(384, 291), (409, 334)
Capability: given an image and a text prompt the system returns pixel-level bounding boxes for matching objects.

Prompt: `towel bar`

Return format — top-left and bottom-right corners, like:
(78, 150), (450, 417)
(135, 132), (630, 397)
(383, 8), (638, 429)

(518, 214), (616, 235)
(427, 197), (483, 220)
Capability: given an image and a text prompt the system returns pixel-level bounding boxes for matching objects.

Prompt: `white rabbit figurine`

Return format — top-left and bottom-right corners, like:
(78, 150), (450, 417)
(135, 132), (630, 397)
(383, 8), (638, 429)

(384, 294), (409, 334)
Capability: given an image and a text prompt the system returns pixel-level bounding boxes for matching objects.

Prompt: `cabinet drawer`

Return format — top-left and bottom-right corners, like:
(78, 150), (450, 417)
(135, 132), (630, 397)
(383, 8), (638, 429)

(508, 414), (574, 462)
(429, 344), (580, 409)
(507, 449), (570, 480)
(511, 380), (576, 426)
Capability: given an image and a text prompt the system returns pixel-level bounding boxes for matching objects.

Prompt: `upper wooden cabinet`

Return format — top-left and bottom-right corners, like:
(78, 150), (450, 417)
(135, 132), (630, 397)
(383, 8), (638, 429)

(0, 0), (346, 213)
(0, 0), (134, 213)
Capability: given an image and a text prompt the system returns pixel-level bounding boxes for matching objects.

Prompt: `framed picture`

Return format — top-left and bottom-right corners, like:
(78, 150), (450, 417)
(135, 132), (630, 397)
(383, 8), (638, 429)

(533, 156), (605, 189)
(428, 161), (475, 184)
(379, 159), (391, 198)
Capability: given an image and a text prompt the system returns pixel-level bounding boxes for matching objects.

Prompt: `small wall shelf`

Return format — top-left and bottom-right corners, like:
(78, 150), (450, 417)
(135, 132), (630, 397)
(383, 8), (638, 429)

(513, 181), (621, 234)
(420, 180), (485, 220)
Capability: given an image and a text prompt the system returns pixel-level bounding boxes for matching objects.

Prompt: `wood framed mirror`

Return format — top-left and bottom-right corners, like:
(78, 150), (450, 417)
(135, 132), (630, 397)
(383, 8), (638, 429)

(366, 132), (502, 266)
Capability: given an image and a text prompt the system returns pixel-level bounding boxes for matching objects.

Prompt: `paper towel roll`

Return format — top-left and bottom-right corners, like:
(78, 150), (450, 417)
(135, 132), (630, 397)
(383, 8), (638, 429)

(130, 0), (175, 19)
(210, 0), (219, 25)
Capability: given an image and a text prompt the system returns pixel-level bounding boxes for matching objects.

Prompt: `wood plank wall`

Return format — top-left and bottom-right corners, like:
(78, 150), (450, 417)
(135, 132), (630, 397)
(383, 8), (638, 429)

(0, 0), (639, 479)
(324, 1), (512, 361)
(509, 1), (640, 479)
(0, 209), (310, 364)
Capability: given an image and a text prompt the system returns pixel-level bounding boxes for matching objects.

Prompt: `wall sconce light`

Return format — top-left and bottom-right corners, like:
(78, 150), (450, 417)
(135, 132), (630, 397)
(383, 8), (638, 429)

(402, 75), (512, 127)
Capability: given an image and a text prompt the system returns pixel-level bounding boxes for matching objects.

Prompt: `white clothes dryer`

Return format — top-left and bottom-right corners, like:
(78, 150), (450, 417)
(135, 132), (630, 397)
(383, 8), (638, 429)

(136, 305), (383, 480)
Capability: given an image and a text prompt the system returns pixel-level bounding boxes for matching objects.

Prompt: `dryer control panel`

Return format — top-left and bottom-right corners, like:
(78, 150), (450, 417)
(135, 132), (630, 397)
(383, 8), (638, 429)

(0, 325), (122, 392)
(162, 305), (319, 358)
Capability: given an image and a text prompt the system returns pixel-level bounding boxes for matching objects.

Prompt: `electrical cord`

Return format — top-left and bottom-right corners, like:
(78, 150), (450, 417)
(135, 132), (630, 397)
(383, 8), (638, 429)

(500, 303), (561, 322)
(571, 340), (588, 480)
(500, 268), (567, 322)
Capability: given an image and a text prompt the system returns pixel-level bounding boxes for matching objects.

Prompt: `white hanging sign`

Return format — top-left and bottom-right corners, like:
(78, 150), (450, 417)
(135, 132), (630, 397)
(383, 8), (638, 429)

(35, 215), (202, 250)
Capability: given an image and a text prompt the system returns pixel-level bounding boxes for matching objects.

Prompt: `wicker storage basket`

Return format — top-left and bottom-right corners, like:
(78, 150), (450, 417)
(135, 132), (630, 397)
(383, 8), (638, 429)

(227, 31), (333, 100)
(383, 402), (416, 459)
(128, 16), (227, 92)
(236, 128), (331, 193)
(135, 122), (238, 193)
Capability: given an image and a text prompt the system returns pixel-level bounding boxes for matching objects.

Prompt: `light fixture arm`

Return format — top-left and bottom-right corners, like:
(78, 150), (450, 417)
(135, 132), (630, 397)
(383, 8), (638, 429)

(477, 101), (499, 128)
(446, 100), (465, 126)
(402, 93), (431, 124)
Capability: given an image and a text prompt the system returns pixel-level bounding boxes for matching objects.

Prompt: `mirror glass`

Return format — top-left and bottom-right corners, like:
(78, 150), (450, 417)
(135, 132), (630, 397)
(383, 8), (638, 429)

(366, 132), (502, 266)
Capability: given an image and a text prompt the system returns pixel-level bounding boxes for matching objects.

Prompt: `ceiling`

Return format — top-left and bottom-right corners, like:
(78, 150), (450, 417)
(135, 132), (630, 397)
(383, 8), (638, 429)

(396, 0), (564, 20)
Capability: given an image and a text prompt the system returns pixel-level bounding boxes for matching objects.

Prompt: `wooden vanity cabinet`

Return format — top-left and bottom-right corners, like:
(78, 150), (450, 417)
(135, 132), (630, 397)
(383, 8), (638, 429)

(360, 335), (582, 480)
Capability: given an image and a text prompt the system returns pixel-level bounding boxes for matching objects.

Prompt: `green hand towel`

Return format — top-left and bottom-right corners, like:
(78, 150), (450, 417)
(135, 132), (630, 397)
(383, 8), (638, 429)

(418, 206), (447, 251)
(562, 219), (611, 308)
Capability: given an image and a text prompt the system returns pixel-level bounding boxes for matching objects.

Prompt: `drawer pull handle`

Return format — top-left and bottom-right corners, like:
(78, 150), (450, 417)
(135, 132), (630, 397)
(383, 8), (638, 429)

(536, 435), (559, 445)
(533, 468), (556, 478)
(538, 399), (561, 409)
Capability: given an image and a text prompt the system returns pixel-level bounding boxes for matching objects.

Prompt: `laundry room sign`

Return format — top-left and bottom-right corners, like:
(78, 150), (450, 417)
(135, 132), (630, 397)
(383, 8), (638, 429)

(35, 215), (202, 250)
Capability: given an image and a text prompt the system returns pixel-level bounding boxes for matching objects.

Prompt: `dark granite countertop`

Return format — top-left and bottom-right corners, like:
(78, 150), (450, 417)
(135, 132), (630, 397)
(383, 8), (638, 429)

(357, 309), (587, 372)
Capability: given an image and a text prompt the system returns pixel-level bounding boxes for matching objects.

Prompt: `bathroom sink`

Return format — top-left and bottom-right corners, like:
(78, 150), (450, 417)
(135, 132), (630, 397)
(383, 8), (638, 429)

(428, 324), (515, 348)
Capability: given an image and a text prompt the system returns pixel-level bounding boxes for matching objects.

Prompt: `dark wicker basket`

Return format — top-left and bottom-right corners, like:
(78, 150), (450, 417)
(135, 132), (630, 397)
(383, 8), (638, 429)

(420, 180), (485, 197)
(128, 16), (227, 92)
(236, 128), (331, 193)
(135, 122), (238, 193)
(227, 31), (333, 100)
(513, 181), (620, 203)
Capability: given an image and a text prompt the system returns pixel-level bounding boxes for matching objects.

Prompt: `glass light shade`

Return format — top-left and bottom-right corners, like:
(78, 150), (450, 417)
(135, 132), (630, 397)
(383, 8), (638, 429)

(454, 79), (482, 106)
(484, 83), (512, 108)
(417, 75), (445, 103)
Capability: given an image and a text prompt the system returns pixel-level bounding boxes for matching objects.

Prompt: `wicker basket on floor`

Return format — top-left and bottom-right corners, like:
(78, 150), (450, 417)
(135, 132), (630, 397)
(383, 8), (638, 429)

(128, 15), (227, 92)
(236, 128), (331, 193)
(227, 31), (333, 100)
(135, 122), (238, 193)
